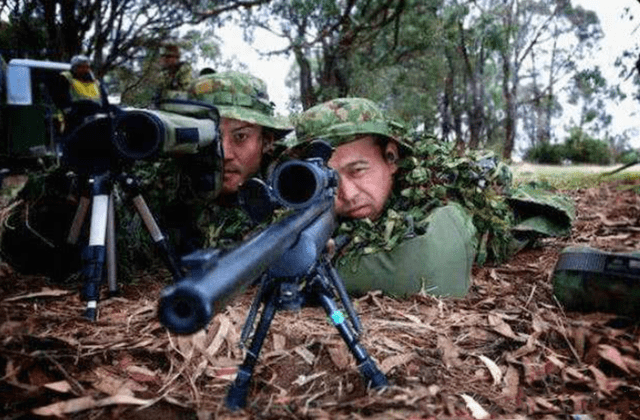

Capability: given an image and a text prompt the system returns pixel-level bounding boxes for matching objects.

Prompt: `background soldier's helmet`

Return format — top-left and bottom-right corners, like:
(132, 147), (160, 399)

(70, 55), (91, 70)
(189, 71), (293, 140)
(293, 97), (413, 155)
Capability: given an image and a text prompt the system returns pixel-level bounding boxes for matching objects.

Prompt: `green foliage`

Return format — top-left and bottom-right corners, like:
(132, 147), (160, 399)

(619, 150), (639, 165)
(523, 142), (566, 165)
(564, 127), (612, 164)
(524, 128), (613, 165)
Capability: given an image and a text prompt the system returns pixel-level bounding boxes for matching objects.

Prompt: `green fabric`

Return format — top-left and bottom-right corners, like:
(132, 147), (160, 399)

(508, 183), (575, 238)
(336, 203), (477, 298)
(189, 71), (292, 138)
(158, 62), (194, 101)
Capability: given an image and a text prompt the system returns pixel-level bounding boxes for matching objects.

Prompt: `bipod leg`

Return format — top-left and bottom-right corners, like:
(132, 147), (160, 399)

(239, 274), (269, 346)
(320, 260), (363, 334)
(226, 283), (278, 411)
(315, 285), (388, 390)
(82, 173), (111, 321)
(120, 175), (183, 281)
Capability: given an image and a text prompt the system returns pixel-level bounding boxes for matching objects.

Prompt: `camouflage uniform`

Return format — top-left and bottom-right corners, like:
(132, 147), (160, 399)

(157, 62), (194, 101)
(293, 98), (575, 298)
(151, 71), (293, 256)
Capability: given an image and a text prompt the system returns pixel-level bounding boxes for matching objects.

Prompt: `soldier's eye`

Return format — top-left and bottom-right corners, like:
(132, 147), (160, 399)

(350, 165), (368, 177)
(234, 133), (248, 143)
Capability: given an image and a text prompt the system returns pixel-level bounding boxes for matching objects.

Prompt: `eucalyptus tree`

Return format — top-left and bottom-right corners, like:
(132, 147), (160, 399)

(0, 0), (265, 75)
(567, 66), (624, 138)
(234, 0), (410, 109)
(468, 0), (602, 160)
(520, 2), (602, 150)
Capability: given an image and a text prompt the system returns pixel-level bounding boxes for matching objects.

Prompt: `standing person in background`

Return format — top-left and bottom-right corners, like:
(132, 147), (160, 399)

(155, 44), (194, 104)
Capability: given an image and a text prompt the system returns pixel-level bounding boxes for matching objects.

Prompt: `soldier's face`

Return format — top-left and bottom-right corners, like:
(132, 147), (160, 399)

(220, 118), (268, 194)
(161, 54), (179, 69)
(73, 63), (92, 81)
(328, 136), (398, 221)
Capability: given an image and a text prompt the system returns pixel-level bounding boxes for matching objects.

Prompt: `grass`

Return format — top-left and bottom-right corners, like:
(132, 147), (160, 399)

(511, 162), (640, 190)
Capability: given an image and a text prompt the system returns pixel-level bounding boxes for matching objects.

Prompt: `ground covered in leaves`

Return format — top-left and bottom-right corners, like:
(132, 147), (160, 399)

(2, 178), (640, 419)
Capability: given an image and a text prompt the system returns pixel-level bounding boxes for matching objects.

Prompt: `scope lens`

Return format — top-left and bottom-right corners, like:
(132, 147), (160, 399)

(113, 112), (164, 160)
(275, 162), (318, 206)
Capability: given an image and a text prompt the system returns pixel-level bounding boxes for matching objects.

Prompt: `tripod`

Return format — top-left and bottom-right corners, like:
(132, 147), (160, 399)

(66, 169), (183, 321)
(225, 255), (388, 410)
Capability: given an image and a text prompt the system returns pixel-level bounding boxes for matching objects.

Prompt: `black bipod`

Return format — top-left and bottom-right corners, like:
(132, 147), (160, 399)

(67, 170), (183, 321)
(225, 257), (388, 411)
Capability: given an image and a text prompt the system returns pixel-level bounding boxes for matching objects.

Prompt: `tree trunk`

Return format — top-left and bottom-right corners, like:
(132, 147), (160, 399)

(502, 52), (515, 161)
(294, 46), (316, 110)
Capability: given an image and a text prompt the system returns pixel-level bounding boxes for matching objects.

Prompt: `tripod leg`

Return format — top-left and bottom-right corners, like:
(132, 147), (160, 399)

(131, 194), (183, 280)
(316, 291), (388, 389)
(106, 192), (118, 297)
(226, 288), (278, 411)
(82, 174), (110, 321)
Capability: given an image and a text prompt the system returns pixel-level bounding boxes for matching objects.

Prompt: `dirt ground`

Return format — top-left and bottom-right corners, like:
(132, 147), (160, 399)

(2, 179), (640, 419)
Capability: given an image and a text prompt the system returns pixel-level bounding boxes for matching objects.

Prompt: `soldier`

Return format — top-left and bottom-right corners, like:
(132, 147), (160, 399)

(293, 97), (478, 298)
(160, 71), (293, 254)
(156, 44), (194, 103)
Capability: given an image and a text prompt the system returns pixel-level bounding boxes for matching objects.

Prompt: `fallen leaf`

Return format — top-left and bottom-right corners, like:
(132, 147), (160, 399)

(477, 355), (502, 385)
(3, 288), (73, 302)
(125, 365), (158, 383)
(43, 380), (72, 394)
(205, 314), (231, 358)
(533, 396), (560, 412)
(487, 313), (518, 340)
(272, 334), (286, 351)
(598, 344), (630, 374)
(32, 396), (96, 417)
(588, 365), (620, 395)
(460, 394), (490, 419)
(380, 353), (414, 374)
(501, 365), (519, 400)
(563, 366), (590, 382)
(327, 345), (351, 369)
(437, 335), (461, 368)
(294, 346), (315, 365)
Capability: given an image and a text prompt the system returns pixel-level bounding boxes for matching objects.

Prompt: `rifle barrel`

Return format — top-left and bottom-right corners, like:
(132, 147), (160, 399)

(158, 198), (334, 334)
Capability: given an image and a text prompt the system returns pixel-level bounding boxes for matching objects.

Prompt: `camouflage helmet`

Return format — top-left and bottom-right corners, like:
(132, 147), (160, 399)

(293, 97), (412, 155)
(189, 71), (293, 140)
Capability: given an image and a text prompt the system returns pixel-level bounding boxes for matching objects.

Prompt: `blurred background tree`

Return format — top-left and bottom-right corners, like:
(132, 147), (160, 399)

(0, 0), (636, 162)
